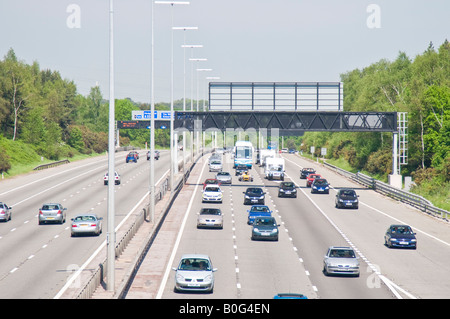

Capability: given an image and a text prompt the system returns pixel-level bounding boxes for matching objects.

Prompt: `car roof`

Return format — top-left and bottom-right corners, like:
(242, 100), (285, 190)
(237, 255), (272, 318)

(180, 254), (211, 260)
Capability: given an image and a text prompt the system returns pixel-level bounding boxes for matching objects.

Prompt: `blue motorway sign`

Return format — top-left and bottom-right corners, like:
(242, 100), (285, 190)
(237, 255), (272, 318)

(132, 110), (173, 120)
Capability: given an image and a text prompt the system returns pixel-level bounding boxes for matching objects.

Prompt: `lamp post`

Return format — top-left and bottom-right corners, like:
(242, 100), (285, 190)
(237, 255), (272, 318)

(155, 0), (190, 192)
(173, 27), (198, 179)
(106, 0), (115, 293)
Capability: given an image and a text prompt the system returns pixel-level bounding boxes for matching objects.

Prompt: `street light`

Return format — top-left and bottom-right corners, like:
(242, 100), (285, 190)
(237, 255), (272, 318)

(173, 27), (198, 182)
(155, 0), (190, 192)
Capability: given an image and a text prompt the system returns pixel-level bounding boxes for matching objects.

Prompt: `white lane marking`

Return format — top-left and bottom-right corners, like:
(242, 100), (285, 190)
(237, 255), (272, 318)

(156, 160), (208, 299)
(283, 158), (419, 299)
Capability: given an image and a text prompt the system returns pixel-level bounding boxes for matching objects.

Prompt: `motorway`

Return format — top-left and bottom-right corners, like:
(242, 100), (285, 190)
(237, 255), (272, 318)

(1, 149), (450, 299)
(0, 150), (170, 299)
(153, 152), (450, 299)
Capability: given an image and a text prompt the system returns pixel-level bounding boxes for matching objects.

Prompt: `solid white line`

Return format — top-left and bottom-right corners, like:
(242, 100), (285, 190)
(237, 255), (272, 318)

(156, 158), (208, 299)
(54, 170), (169, 299)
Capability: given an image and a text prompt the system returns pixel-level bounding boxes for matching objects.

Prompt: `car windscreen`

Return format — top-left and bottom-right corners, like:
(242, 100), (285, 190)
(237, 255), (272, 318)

(178, 258), (211, 271)
(200, 209), (221, 215)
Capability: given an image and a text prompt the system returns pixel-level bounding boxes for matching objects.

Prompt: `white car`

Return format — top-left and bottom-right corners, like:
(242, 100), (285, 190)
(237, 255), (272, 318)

(104, 171), (121, 185)
(172, 254), (217, 293)
(202, 186), (223, 203)
(209, 160), (223, 172)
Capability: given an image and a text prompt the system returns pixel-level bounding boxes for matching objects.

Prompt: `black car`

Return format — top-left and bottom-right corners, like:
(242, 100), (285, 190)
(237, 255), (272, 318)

(300, 168), (315, 179)
(243, 187), (266, 205)
(384, 224), (417, 249)
(235, 164), (248, 176)
(278, 181), (297, 198)
(335, 189), (359, 209)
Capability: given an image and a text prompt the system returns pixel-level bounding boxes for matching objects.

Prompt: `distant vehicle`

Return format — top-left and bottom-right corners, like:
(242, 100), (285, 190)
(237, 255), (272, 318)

(288, 149), (296, 154)
(238, 171), (253, 182)
(209, 159), (223, 172)
(147, 150), (160, 160)
(306, 173), (321, 187)
(215, 172), (232, 184)
(259, 149), (276, 166)
(172, 254), (217, 293)
(202, 186), (223, 203)
(38, 203), (67, 225)
(265, 157), (285, 180)
(311, 178), (330, 194)
(126, 153), (138, 163)
(0, 202), (12, 222)
(247, 205), (272, 225)
(129, 151), (139, 159)
(251, 216), (279, 241)
(235, 164), (248, 176)
(300, 168), (316, 179)
(243, 187), (265, 205)
(70, 214), (103, 237)
(203, 178), (221, 190)
(273, 293), (307, 299)
(104, 171), (121, 185)
(323, 246), (360, 277)
(197, 208), (223, 229)
(234, 141), (253, 169)
(281, 148), (288, 153)
(335, 189), (359, 209)
(384, 224), (417, 249)
(278, 181), (297, 198)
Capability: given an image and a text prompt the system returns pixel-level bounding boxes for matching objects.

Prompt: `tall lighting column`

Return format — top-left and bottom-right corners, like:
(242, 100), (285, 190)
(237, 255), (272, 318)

(173, 27), (198, 179)
(107, 0), (116, 293)
(155, 1), (189, 192)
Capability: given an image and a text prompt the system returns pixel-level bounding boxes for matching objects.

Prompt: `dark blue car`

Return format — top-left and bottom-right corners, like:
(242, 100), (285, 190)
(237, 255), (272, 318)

(384, 224), (417, 249)
(311, 178), (330, 194)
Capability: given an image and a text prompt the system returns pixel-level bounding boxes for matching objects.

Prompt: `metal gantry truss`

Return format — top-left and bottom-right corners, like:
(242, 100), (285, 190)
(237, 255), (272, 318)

(172, 111), (398, 135)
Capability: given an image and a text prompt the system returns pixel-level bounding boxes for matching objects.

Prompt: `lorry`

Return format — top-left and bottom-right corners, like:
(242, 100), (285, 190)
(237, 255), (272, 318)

(259, 149), (276, 167)
(265, 157), (285, 180)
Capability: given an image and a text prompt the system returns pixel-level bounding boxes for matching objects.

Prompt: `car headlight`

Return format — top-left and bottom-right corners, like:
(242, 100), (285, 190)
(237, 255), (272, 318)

(176, 273), (184, 281)
(259, 196), (264, 199)
(411, 239), (417, 242)
(245, 195), (250, 199)
(313, 186), (317, 189)
(272, 228), (278, 233)
(253, 227), (259, 232)
(279, 189), (285, 192)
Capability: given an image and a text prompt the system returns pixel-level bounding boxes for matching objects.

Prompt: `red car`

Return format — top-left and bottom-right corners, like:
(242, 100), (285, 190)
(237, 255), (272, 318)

(203, 178), (221, 190)
(306, 173), (322, 187)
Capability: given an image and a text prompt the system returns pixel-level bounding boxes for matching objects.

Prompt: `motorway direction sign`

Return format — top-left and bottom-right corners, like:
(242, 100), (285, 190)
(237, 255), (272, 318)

(132, 110), (173, 121)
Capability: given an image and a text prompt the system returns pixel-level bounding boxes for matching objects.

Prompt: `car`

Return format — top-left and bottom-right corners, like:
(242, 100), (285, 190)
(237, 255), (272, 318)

(104, 171), (121, 185)
(306, 173), (321, 187)
(251, 216), (279, 241)
(243, 187), (265, 205)
(215, 171), (232, 184)
(126, 153), (137, 163)
(202, 185), (223, 203)
(172, 254), (217, 293)
(247, 205), (272, 225)
(0, 202), (12, 222)
(70, 214), (103, 237)
(238, 171), (253, 182)
(209, 160), (223, 172)
(38, 203), (67, 225)
(384, 224), (417, 249)
(197, 208), (223, 229)
(311, 178), (330, 194)
(278, 181), (297, 198)
(281, 148), (288, 153)
(273, 293), (308, 299)
(235, 164), (248, 176)
(323, 246), (360, 277)
(288, 149), (296, 154)
(335, 189), (359, 209)
(129, 151), (139, 159)
(203, 178), (221, 190)
(300, 168), (316, 179)
(147, 150), (160, 160)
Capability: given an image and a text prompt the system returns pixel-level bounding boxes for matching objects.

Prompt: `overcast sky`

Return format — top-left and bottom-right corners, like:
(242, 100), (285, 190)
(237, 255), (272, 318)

(1, 0), (449, 104)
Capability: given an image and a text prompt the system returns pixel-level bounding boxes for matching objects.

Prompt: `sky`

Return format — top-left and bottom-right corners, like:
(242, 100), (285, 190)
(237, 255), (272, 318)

(1, 0), (449, 105)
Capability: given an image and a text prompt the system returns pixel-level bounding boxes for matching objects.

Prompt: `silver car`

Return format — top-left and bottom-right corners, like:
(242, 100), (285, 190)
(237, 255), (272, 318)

(38, 203), (67, 225)
(70, 214), (103, 237)
(197, 208), (223, 229)
(0, 202), (12, 222)
(323, 246), (360, 277)
(104, 171), (121, 185)
(215, 171), (232, 184)
(172, 254), (217, 293)
(202, 186), (223, 203)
